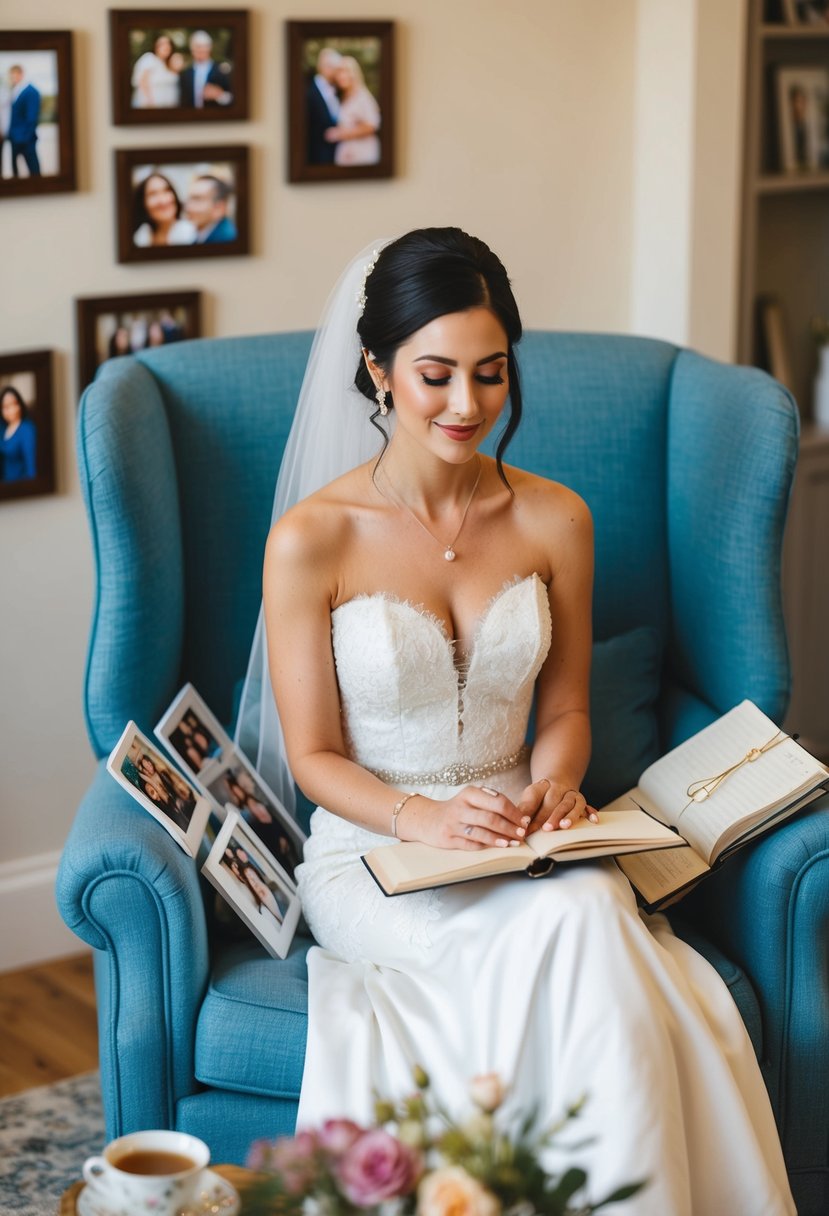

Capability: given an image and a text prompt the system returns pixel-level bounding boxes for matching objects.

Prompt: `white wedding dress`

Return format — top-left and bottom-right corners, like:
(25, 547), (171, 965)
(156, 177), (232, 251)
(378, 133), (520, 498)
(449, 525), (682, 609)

(296, 574), (795, 1215)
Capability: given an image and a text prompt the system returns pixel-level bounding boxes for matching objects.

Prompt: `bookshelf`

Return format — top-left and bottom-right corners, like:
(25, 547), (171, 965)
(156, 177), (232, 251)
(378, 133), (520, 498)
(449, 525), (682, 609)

(740, 2), (829, 757)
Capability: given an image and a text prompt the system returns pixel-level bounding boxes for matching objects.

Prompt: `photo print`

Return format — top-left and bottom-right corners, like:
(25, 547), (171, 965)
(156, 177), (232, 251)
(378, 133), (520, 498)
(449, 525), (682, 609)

(202, 811), (301, 958)
(0, 349), (55, 503)
(0, 31), (76, 197)
(75, 290), (202, 394)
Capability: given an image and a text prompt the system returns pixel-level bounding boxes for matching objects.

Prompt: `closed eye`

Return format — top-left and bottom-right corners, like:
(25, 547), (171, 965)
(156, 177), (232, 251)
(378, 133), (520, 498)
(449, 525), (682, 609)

(421, 373), (505, 387)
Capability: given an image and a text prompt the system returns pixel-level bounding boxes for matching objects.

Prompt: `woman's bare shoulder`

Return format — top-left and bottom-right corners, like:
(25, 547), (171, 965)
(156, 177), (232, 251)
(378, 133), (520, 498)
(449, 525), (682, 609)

(264, 462), (373, 576)
(504, 464), (592, 528)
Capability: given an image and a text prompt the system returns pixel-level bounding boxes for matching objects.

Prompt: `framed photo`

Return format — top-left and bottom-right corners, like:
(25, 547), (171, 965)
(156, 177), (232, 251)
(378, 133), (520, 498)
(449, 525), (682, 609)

(75, 290), (202, 395)
(107, 721), (211, 856)
(109, 9), (249, 125)
(784, 1), (829, 25)
(115, 145), (249, 262)
(286, 20), (394, 183)
(776, 66), (829, 172)
(0, 31), (76, 197)
(202, 811), (301, 959)
(0, 349), (55, 503)
(155, 682), (306, 880)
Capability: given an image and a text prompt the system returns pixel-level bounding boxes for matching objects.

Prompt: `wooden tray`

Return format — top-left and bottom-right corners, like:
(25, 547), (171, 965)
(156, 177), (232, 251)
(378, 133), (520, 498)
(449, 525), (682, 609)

(61, 1163), (255, 1214)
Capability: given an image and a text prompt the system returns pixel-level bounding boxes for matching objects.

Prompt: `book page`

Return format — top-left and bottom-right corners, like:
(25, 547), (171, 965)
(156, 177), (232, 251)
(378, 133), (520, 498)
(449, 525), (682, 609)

(526, 806), (678, 858)
(637, 700), (827, 863)
(617, 845), (710, 908)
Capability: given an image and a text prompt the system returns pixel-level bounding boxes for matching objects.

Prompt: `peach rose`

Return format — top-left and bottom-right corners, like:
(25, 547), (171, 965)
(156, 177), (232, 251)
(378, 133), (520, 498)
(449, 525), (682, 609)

(469, 1073), (506, 1113)
(417, 1166), (501, 1216)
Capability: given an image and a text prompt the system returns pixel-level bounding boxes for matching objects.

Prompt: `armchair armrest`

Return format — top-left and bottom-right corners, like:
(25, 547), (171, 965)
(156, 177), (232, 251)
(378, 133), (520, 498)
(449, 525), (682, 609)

(56, 761), (210, 1138)
(679, 799), (829, 1170)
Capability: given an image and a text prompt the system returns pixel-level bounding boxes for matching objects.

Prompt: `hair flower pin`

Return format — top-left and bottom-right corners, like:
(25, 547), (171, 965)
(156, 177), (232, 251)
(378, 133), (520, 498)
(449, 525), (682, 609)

(356, 248), (382, 316)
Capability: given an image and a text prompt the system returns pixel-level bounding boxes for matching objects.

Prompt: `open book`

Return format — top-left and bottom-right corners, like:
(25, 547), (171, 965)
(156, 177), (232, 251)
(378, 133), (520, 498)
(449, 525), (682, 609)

(362, 700), (828, 901)
(615, 700), (828, 910)
(363, 806), (681, 896)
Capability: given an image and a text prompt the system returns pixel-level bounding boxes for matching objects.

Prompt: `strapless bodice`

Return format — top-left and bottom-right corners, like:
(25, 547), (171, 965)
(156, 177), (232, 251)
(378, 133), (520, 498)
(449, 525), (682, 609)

(331, 573), (551, 777)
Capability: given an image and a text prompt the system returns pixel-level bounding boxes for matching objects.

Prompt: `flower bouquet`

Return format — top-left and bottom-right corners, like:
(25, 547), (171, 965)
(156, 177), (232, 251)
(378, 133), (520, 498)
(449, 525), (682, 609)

(244, 1068), (645, 1216)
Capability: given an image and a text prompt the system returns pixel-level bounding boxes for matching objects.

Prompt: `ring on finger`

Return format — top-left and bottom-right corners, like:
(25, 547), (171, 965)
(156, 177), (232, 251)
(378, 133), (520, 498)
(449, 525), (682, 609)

(463, 825), (473, 836)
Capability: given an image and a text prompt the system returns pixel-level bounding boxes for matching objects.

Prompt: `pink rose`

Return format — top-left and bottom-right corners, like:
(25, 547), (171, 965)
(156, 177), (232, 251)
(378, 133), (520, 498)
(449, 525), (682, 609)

(318, 1118), (365, 1158)
(417, 1166), (501, 1216)
(337, 1128), (423, 1206)
(267, 1130), (319, 1195)
(245, 1138), (272, 1171)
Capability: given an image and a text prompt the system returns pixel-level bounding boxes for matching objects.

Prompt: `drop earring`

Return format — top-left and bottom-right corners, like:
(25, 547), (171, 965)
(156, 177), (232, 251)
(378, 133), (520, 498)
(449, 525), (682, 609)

(376, 386), (388, 416)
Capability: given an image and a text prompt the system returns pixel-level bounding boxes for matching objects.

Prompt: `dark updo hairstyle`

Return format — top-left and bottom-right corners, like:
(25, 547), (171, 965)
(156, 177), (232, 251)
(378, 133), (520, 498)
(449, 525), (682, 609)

(354, 227), (523, 486)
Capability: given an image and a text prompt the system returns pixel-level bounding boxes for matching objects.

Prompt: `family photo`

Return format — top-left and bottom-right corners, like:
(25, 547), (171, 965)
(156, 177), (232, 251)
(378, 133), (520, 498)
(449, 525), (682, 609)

(203, 812), (301, 959)
(76, 291), (201, 393)
(107, 722), (210, 856)
(288, 21), (394, 181)
(0, 350), (54, 503)
(109, 11), (248, 123)
(776, 66), (829, 172)
(207, 763), (303, 879)
(116, 147), (249, 261)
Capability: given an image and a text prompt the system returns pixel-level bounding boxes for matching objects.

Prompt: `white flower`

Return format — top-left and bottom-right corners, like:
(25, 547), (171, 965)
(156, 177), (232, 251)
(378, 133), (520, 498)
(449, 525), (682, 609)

(417, 1166), (501, 1216)
(469, 1073), (506, 1113)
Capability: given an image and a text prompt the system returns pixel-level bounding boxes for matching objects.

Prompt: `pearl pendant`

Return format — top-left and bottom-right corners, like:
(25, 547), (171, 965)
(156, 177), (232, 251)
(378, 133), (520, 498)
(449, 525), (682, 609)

(444, 548), (456, 562)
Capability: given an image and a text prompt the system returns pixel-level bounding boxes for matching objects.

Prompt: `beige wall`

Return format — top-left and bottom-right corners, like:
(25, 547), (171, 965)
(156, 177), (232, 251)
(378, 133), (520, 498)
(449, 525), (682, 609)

(0, 0), (744, 967)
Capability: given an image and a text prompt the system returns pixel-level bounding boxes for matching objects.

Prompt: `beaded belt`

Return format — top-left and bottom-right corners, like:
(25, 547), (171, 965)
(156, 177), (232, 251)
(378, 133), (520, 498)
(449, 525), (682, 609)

(367, 743), (530, 788)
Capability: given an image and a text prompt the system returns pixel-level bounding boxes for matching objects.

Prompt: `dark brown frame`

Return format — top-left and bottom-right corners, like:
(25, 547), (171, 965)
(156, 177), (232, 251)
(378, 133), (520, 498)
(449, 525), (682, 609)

(75, 290), (203, 396)
(108, 9), (249, 125)
(115, 144), (250, 263)
(286, 20), (394, 183)
(0, 31), (76, 198)
(0, 350), (55, 503)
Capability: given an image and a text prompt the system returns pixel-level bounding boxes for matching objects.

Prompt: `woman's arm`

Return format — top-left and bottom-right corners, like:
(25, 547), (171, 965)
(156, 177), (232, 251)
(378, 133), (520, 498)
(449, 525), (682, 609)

(264, 500), (526, 850)
(518, 484), (596, 832)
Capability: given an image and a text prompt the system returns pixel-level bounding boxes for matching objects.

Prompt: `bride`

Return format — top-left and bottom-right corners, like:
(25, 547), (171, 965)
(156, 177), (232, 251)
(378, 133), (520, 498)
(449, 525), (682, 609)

(247, 228), (794, 1214)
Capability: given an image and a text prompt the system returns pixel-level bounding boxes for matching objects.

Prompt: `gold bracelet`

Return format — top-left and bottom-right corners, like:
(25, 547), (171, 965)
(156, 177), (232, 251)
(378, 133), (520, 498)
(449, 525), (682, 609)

(391, 792), (417, 839)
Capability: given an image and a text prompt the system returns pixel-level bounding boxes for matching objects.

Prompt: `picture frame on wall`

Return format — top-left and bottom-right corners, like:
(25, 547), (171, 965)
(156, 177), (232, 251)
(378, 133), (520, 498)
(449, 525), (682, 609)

(776, 65), (829, 172)
(286, 20), (394, 183)
(0, 349), (56, 503)
(114, 145), (249, 262)
(108, 9), (249, 125)
(75, 290), (202, 396)
(0, 31), (76, 198)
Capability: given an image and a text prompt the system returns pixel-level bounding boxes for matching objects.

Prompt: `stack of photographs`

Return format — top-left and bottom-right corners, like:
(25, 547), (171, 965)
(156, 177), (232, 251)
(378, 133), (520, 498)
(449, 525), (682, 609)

(107, 683), (305, 958)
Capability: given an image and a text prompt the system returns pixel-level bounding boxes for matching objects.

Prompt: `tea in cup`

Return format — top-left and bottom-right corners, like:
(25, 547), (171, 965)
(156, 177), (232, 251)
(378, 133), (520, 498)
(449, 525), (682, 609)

(82, 1129), (209, 1215)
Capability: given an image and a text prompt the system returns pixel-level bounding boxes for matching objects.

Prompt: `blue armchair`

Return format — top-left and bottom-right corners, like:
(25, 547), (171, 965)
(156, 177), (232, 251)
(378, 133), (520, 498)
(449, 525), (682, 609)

(56, 332), (829, 1215)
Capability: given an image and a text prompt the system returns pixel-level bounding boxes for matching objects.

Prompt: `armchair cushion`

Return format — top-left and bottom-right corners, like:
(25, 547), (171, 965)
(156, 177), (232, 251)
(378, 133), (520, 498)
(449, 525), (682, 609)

(195, 938), (311, 1100)
(583, 626), (662, 807)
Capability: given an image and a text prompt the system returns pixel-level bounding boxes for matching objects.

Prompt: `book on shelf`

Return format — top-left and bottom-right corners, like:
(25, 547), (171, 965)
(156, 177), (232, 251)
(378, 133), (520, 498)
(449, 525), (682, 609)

(362, 701), (828, 905)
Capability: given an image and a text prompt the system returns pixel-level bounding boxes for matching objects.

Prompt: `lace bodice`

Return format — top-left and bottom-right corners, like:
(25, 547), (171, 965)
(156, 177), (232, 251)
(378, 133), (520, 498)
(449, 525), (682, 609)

(331, 573), (552, 776)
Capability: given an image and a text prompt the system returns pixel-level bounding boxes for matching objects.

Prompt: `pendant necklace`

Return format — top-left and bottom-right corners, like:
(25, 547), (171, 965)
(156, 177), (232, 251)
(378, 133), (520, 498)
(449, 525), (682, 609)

(379, 457), (482, 561)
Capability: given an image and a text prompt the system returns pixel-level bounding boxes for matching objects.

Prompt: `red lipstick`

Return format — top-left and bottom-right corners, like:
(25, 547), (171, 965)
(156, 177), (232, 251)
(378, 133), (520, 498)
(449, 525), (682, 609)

(435, 423), (480, 442)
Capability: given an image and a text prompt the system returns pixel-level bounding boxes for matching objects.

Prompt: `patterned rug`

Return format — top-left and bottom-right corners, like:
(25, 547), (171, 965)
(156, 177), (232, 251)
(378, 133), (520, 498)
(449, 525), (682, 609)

(0, 1072), (104, 1215)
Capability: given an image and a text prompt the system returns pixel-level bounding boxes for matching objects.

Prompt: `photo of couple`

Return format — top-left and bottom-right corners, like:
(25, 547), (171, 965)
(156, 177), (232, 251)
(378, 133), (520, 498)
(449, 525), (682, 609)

(0, 52), (58, 180)
(304, 39), (382, 167)
(131, 162), (238, 248)
(129, 28), (233, 111)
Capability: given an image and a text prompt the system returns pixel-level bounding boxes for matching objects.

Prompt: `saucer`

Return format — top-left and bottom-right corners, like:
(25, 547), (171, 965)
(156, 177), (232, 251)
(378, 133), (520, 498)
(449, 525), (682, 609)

(76, 1170), (240, 1216)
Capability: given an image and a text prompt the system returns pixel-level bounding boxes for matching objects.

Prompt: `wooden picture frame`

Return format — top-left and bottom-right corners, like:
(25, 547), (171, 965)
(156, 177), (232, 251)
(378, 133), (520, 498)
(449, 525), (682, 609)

(286, 20), (394, 183)
(114, 145), (249, 262)
(108, 9), (249, 125)
(0, 31), (76, 198)
(75, 290), (202, 396)
(0, 349), (55, 503)
(784, 1), (829, 25)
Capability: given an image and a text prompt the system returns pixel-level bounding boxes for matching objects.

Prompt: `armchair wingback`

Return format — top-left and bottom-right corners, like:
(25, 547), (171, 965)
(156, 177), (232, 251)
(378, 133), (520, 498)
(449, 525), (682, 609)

(57, 332), (829, 1215)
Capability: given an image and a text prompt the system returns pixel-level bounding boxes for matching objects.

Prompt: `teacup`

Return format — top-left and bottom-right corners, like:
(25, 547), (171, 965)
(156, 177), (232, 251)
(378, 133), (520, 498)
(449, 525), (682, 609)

(82, 1129), (210, 1216)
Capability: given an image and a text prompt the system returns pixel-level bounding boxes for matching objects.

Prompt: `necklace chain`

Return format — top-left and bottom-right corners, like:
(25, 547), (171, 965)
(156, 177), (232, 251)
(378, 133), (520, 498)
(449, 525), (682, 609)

(378, 458), (483, 561)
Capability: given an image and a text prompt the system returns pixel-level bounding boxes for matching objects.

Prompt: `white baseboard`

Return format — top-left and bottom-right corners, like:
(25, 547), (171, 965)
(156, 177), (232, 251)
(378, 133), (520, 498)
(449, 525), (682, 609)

(0, 852), (88, 973)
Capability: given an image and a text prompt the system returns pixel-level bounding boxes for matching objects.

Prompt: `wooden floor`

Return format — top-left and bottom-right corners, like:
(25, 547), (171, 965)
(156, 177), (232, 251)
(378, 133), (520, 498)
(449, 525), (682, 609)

(0, 952), (98, 1097)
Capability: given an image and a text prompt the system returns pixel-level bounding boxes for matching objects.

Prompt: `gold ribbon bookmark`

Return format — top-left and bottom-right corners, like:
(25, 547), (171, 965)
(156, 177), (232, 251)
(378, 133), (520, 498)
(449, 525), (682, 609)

(679, 728), (787, 817)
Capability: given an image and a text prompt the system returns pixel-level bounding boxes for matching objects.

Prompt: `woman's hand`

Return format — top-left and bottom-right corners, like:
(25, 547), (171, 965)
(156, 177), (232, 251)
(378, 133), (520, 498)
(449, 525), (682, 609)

(518, 777), (598, 834)
(399, 787), (528, 851)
